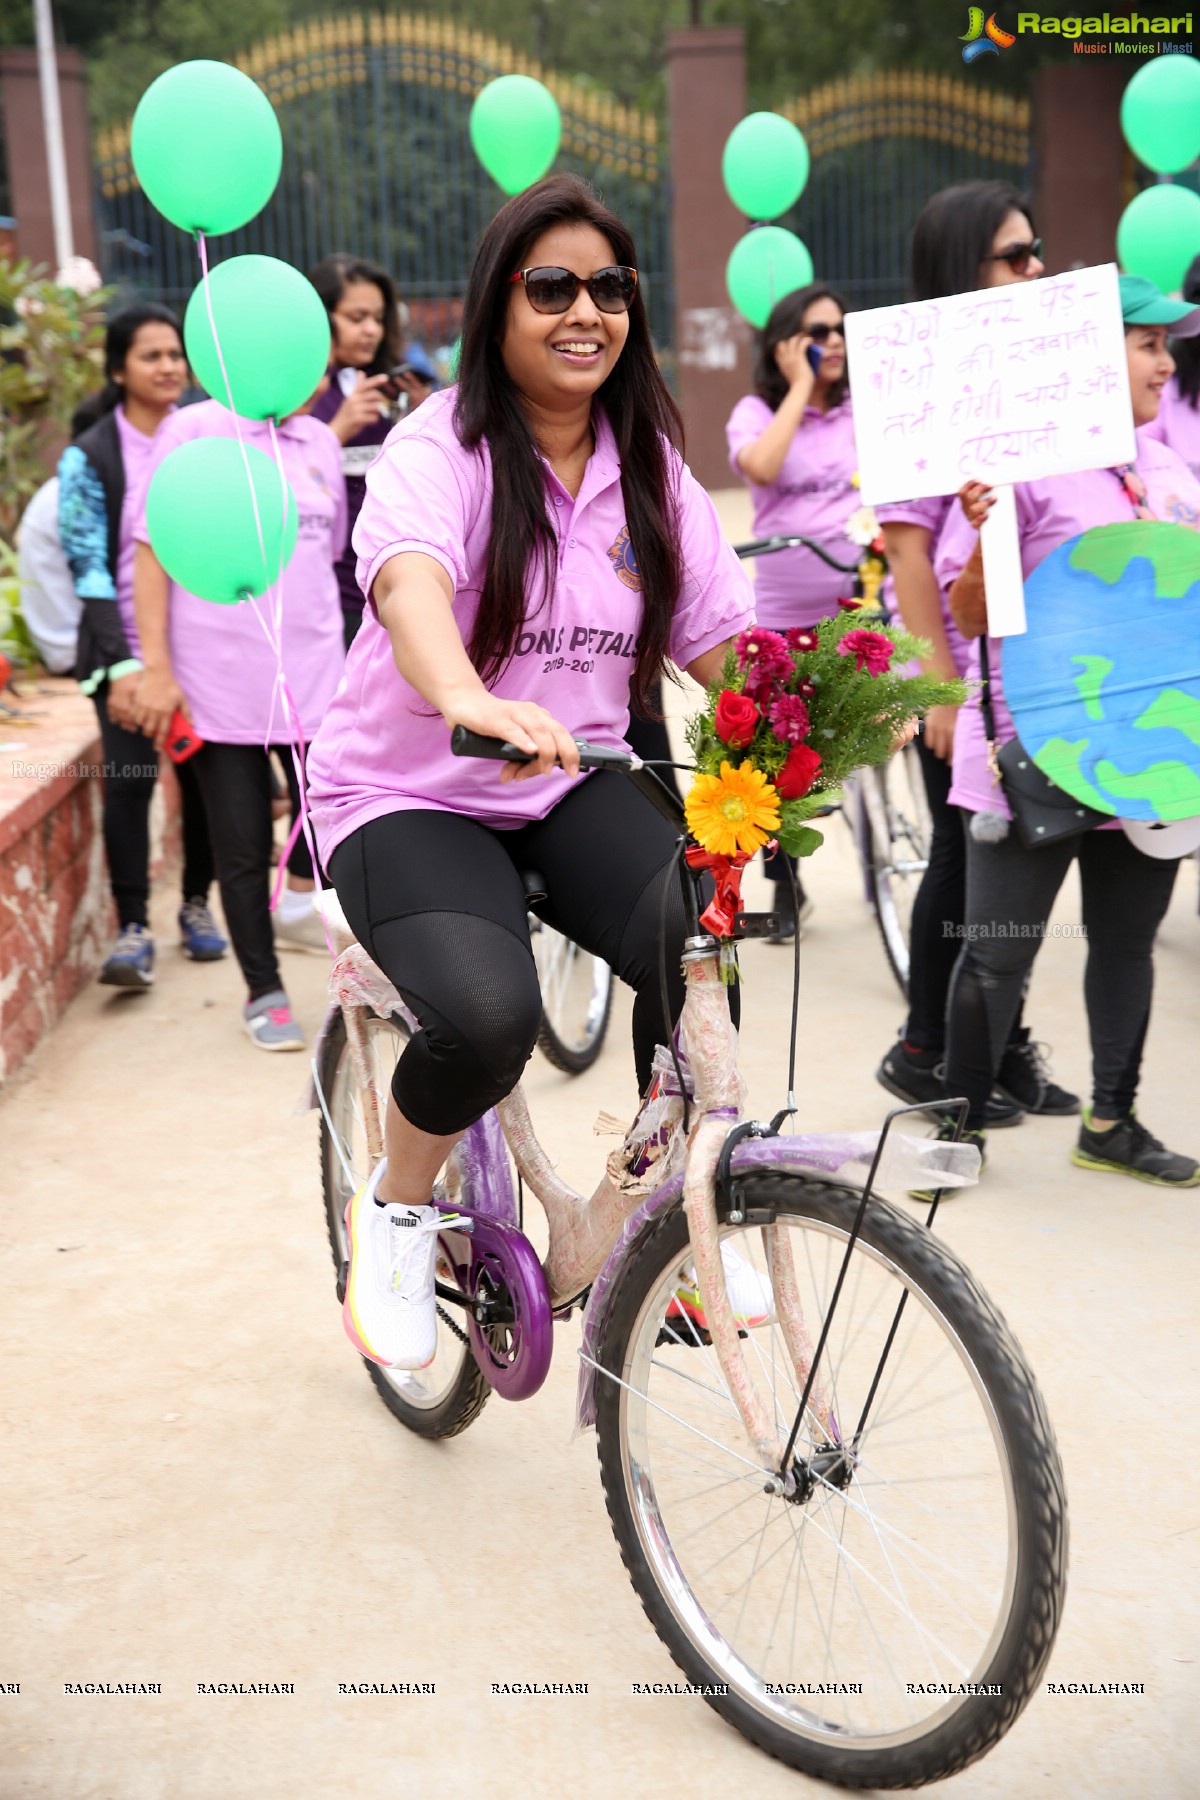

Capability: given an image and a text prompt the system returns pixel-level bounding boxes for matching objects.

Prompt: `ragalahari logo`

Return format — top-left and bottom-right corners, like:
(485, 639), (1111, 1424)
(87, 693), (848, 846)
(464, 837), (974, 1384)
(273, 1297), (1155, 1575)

(961, 7), (1017, 60)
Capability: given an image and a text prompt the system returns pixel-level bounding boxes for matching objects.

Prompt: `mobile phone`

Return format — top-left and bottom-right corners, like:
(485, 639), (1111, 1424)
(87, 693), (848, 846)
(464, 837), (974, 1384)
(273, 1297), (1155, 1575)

(806, 344), (823, 378)
(385, 362), (417, 393)
(165, 708), (204, 764)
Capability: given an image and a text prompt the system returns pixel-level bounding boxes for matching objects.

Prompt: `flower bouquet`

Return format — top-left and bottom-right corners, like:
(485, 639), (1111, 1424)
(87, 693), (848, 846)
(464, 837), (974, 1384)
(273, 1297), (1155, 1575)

(683, 618), (965, 965)
(845, 502), (888, 608)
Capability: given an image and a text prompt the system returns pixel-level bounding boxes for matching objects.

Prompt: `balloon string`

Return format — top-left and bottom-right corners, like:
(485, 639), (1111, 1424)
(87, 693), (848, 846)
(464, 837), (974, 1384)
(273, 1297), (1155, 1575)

(193, 231), (334, 954)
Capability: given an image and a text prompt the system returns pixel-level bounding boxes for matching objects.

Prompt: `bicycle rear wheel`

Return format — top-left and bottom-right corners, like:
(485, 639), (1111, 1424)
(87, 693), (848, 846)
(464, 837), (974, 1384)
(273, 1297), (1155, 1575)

(317, 1008), (490, 1438)
(595, 1173), (1067, 1788)
(860, 747), (932, 998)
(531, 918), (613, 1074)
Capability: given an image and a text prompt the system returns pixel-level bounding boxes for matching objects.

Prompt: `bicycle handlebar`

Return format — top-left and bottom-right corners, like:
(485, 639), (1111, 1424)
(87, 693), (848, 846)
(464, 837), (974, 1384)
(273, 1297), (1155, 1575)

(451, 724), (637, 771)
(734, 534), (861, 574)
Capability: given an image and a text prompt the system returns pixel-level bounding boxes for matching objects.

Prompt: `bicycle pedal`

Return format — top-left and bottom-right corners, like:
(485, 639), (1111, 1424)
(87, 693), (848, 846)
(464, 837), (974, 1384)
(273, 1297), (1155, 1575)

(732, 911), (782, 939)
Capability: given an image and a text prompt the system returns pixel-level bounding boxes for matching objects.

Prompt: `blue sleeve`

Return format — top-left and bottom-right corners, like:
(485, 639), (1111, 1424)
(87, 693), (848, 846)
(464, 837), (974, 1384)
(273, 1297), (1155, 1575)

(58, 446), (116, 599)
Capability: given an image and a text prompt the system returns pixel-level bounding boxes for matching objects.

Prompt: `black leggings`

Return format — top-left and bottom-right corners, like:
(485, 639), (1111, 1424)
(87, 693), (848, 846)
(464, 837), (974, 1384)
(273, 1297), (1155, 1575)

(93, 686), (213, 929)
(330, 772), (734, 1136)
(188, 741), (312, 999)
(944, 826), (1180, 1128)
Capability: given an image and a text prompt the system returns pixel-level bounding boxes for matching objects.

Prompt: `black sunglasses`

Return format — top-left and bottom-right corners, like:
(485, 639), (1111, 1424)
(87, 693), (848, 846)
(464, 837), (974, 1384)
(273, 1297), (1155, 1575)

(509, 264), (639, 315)
(806, 321), (846, 343)
(990, 237), (1043, 274)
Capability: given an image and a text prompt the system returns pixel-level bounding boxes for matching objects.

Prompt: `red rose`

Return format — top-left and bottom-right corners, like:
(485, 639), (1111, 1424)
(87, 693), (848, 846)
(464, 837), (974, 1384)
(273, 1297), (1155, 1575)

(714, 688), (759, 748)
(775, 744), (822, 799)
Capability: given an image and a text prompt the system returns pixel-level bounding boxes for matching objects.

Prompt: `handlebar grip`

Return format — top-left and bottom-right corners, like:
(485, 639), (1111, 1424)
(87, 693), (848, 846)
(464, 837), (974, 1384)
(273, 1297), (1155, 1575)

(450, 725), (535, 764)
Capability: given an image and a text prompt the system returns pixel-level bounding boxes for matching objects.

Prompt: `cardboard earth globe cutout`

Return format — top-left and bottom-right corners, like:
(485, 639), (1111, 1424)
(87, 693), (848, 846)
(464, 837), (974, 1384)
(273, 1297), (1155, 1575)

(1005, 521), (1200, 825)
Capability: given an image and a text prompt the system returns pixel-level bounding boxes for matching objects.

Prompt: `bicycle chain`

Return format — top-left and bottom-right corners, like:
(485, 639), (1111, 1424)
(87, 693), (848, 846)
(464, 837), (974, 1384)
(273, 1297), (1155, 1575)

(436, 1302), (470, 1347)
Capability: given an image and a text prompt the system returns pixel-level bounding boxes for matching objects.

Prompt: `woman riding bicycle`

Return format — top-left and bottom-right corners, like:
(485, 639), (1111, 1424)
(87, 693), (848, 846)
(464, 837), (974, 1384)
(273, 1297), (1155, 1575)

(306, 175), (755, 1371)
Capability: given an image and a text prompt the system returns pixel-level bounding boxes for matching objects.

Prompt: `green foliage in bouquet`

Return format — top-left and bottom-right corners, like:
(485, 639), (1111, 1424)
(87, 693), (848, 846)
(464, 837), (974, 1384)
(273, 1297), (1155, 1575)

(685, 615), (966, 859)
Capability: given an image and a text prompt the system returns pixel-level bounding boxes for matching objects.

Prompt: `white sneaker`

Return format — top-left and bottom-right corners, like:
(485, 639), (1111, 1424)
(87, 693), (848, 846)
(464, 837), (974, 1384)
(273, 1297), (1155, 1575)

(668, 1241), (776, 1332)
(273, 901), (330, 955)
(342, 1160), (443, 1369)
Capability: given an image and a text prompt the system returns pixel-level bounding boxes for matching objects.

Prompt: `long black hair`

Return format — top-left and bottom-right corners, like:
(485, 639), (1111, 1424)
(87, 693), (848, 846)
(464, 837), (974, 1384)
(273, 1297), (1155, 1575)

(910, 180), (1036, 302)
(1175, 252), (1200, 409)
(753, 284), (850, 413)
(453, 174), (684, 717)
(308, 254), (403, 377)
(72, 300), (182, 434)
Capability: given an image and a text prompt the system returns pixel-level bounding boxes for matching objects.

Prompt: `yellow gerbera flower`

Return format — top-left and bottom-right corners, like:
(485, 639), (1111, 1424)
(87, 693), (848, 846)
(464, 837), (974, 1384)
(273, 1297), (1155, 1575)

(686, 760), (781, 858)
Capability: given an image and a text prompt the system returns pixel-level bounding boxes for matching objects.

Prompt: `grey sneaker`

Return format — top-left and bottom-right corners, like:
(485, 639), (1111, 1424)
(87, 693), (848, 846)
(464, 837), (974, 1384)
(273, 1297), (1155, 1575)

(243, 989), (305, 1052)
(273, 902), (329, 955)
(98, 923), (155, 989)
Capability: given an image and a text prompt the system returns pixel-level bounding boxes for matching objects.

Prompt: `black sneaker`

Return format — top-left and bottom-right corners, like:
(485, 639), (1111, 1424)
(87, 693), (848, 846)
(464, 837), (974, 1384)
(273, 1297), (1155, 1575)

(911, 1115), (986, 1200)
(875, 1039), (1024, 1128)
(996, 1028), (1080, 1116)
(1070, 1112), (1200, 1187)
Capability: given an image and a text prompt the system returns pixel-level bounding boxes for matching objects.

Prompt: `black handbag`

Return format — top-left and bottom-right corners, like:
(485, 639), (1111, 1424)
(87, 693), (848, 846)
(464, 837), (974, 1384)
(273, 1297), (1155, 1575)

(979, 639), (1108, 849)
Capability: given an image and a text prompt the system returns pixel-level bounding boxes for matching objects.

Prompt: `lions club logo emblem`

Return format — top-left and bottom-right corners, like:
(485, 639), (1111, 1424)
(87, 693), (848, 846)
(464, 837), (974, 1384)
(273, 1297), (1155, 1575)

(607, 525), (642, 591)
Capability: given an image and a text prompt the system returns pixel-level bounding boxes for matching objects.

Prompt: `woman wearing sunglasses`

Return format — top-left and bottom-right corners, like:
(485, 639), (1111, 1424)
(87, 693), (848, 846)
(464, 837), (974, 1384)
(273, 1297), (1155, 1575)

(725, 284), (857, 936)
(932, 274), (1200, 1188)
(306, 175), (756, 1370)
(872, 181), (1077, 1128)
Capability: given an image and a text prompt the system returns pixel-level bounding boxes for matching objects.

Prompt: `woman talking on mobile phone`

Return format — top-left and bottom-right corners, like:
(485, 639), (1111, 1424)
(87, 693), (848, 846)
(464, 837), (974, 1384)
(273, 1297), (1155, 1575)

(725, 283), (858, 937)
(872, 180), (1076, 1127)
(59, 303), (227, 991)
(308, 255), (434, 652)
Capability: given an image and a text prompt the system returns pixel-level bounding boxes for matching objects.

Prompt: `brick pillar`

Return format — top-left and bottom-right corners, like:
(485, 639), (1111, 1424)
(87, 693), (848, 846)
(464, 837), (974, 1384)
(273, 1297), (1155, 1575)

(1033, 64), (1130, 277)
(666, 27), (749, 490)
(0, 46), (97, 268)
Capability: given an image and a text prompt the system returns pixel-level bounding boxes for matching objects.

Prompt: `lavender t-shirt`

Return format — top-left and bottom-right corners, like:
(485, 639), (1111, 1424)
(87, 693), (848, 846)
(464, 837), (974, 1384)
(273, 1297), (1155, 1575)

(875, 493), (969, 677)
(1142, 375), (1200, 487)
(114, 404), (169, 658)
(310, 371), (393, 617)
(936, 440), (1200, 816)
(307, 388), (754, 856)
(725, 393), (859, 629)
(133, 402), (348, 744)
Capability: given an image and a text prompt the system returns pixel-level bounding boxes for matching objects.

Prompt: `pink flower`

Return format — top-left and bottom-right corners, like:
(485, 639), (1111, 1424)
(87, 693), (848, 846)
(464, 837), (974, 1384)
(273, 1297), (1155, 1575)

(837, 628), (896, 677)
(768, 694), (811, 744)
(786, 628), (819, 654)
(794, 677), (816, 699)
(735, 627), (792, 682)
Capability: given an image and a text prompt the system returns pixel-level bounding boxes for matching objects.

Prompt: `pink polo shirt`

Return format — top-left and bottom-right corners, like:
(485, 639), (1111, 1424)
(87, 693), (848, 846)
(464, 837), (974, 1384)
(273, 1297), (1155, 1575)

(936, 438), (1200, 817)
(1142, 375), (1200, 487)
(114, 403), (171, 657)
(134, 401), (347, 744)
(306, 387), (754, 855)
(725, 392), (859, 628)
(875, 493), (969, 677)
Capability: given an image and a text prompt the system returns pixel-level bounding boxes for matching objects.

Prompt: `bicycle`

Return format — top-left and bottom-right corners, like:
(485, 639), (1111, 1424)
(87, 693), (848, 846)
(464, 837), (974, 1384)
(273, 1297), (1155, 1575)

(310, 729), (1067, 1787)
(528, 904), (613, 1075)
(734, 535), (934, 996)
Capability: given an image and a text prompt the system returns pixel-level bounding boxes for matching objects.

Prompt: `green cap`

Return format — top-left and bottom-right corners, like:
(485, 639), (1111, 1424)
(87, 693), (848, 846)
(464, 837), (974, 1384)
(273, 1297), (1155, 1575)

(1118, 273), (1200, 337)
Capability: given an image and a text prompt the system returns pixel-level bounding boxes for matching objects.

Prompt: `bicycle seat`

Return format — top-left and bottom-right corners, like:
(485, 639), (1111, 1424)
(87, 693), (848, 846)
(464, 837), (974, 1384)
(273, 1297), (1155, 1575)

(520, 868), (549, 907)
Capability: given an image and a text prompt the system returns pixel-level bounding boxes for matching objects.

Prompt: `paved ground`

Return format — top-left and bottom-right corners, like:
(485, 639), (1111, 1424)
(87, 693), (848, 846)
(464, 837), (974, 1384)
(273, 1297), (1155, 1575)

(1, 496), (1198, 1798)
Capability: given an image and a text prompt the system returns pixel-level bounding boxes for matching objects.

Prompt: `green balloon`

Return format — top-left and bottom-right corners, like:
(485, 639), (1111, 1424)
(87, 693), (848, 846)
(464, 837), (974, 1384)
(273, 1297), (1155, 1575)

(726, 228), (814, 329)
(469, 76), (561, 195)
(1120, 55), (1200, 174)
(185, 256), (330, 421)
(1117, 185), (1200, 295)
(131, 61), (282, 235)
(722, 113), (811, 221)
(145, 438), (299, 605)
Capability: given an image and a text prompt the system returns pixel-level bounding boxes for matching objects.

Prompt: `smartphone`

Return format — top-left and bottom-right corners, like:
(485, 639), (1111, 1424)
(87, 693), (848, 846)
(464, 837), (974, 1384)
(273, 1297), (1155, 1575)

(385, 362), (417, 394)
(806, 343), (824, 378)
(165, 708), (204, 764)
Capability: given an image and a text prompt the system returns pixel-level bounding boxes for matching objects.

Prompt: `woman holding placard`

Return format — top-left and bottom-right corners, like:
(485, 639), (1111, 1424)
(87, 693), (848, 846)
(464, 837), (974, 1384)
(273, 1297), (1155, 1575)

(725, 283), (858, 934)
(934, 274), (1200, 1187)
(872, 181), (1077, 1127)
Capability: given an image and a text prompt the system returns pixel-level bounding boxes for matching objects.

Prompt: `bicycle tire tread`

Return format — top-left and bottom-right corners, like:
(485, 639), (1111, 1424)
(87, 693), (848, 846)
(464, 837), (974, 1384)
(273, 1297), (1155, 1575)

(594, 1173), (1067, 1789)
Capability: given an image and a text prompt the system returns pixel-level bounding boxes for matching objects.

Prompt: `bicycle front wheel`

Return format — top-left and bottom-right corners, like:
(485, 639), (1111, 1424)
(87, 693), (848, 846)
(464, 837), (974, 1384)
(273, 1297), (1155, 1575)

(595, 1174), (1067, 1789)
(532, 919), (613, 1074)
(860, 749), (932, 998)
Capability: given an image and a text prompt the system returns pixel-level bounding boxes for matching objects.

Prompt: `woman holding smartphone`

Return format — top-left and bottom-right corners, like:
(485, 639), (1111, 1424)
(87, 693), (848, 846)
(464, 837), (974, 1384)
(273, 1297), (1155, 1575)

(59, 302), (226, 991)
(308, 255), (433, 653)
(873, 180), (1075, 1126)
(725, 284), (858, 935)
